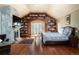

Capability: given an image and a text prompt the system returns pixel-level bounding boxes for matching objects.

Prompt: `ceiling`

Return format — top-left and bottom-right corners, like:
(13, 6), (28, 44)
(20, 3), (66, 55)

(1, 4), (79, 19)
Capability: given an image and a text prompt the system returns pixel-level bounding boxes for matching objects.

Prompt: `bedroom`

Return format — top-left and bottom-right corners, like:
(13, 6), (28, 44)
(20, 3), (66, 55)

(0, 4), (79, 55)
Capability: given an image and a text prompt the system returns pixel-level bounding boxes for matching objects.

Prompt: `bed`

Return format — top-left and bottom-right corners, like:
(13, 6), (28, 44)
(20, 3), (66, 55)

(41, 26), (75, 44)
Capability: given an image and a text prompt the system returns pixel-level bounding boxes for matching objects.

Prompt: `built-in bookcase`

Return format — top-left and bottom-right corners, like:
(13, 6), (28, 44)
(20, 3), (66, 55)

(20, 19), (29, 37)
(48, 19), (57, 32)
(20, 13), (57, 37)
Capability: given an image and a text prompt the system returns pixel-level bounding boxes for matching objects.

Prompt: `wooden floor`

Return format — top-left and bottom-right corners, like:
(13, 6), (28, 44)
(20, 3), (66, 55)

(41, 45), (79, 55)
(0, 39), (79, 55)
(10, 44), (79, 55)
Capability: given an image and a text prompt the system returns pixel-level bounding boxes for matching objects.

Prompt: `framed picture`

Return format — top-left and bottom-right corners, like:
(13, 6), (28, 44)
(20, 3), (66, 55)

(66, 14), (71, 25)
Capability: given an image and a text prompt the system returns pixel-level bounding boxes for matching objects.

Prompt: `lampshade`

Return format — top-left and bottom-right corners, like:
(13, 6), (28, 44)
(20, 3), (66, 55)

(14, 22), (18, 25)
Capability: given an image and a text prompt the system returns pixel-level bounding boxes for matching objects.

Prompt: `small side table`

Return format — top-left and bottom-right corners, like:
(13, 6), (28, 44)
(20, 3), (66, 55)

(70, 36), (79, 48)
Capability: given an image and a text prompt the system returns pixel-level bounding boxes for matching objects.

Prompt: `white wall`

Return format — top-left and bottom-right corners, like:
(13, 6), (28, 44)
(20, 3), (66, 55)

(71, 9), (79, 29)
(58, 9), (79, 37)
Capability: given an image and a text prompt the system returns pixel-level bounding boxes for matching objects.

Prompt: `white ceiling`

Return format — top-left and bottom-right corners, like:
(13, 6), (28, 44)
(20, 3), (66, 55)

(47, 4), (79, 19)
(1, 4), (79, 19)
(10, 4), (51, 17)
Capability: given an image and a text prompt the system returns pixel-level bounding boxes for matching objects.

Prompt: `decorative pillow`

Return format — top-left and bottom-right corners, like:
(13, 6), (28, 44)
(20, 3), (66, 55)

(59, 27), (65, 34)
(63, 27), (72, 36)
(0, 39), (2, 42)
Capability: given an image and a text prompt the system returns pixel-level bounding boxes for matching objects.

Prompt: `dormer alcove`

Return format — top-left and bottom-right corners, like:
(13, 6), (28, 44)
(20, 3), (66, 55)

(20, 13), (57, 37)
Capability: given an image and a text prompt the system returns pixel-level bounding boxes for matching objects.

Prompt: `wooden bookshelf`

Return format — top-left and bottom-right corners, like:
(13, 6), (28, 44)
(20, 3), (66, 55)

(20, 19), (29, 37)
(47, 18), (57, 32)
(20, 13), (57, 37)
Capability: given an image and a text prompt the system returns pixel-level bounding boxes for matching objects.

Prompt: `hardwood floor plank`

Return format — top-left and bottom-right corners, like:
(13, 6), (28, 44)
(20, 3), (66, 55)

(9, 39), (79, 55)
(10, 44), (79, 55)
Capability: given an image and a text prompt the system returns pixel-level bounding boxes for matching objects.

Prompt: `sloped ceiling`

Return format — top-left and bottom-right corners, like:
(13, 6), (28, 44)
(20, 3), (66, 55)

(47, 4), (79, 19)
(10, 4), (50, 17)
(1, 4), (79, 19)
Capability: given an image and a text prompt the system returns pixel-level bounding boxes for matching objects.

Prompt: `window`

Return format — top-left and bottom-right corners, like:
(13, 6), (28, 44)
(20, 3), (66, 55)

(31, 23), (45, 36)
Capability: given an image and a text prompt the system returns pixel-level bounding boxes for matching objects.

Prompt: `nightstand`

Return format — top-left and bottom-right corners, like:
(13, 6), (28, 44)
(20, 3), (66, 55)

(70, 36), (79, 48)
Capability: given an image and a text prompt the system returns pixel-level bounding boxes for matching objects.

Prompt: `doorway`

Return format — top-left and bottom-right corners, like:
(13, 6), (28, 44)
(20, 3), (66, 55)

(31, 20), (45, 37)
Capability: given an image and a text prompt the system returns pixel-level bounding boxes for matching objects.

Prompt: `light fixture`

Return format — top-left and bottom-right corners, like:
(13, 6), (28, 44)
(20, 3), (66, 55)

(14, 22), (18, 26)
(17, 23), (20, 26)
(14, 22), (20, 26)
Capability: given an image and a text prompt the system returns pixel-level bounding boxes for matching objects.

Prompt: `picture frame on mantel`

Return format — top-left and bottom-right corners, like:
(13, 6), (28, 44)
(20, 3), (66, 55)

(66, 14), (71, 25)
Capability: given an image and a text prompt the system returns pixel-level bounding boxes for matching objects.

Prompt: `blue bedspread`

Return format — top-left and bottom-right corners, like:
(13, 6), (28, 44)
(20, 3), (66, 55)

(42, 32), (69, 44)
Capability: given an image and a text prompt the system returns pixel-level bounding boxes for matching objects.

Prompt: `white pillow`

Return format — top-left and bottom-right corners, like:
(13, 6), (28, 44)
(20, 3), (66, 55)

(59, 28), (64, 34)
(0, 39), (2, 42)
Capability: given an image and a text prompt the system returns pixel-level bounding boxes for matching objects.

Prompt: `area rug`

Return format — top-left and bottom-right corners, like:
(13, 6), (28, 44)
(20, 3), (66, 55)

(19, 39), (33, 44)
